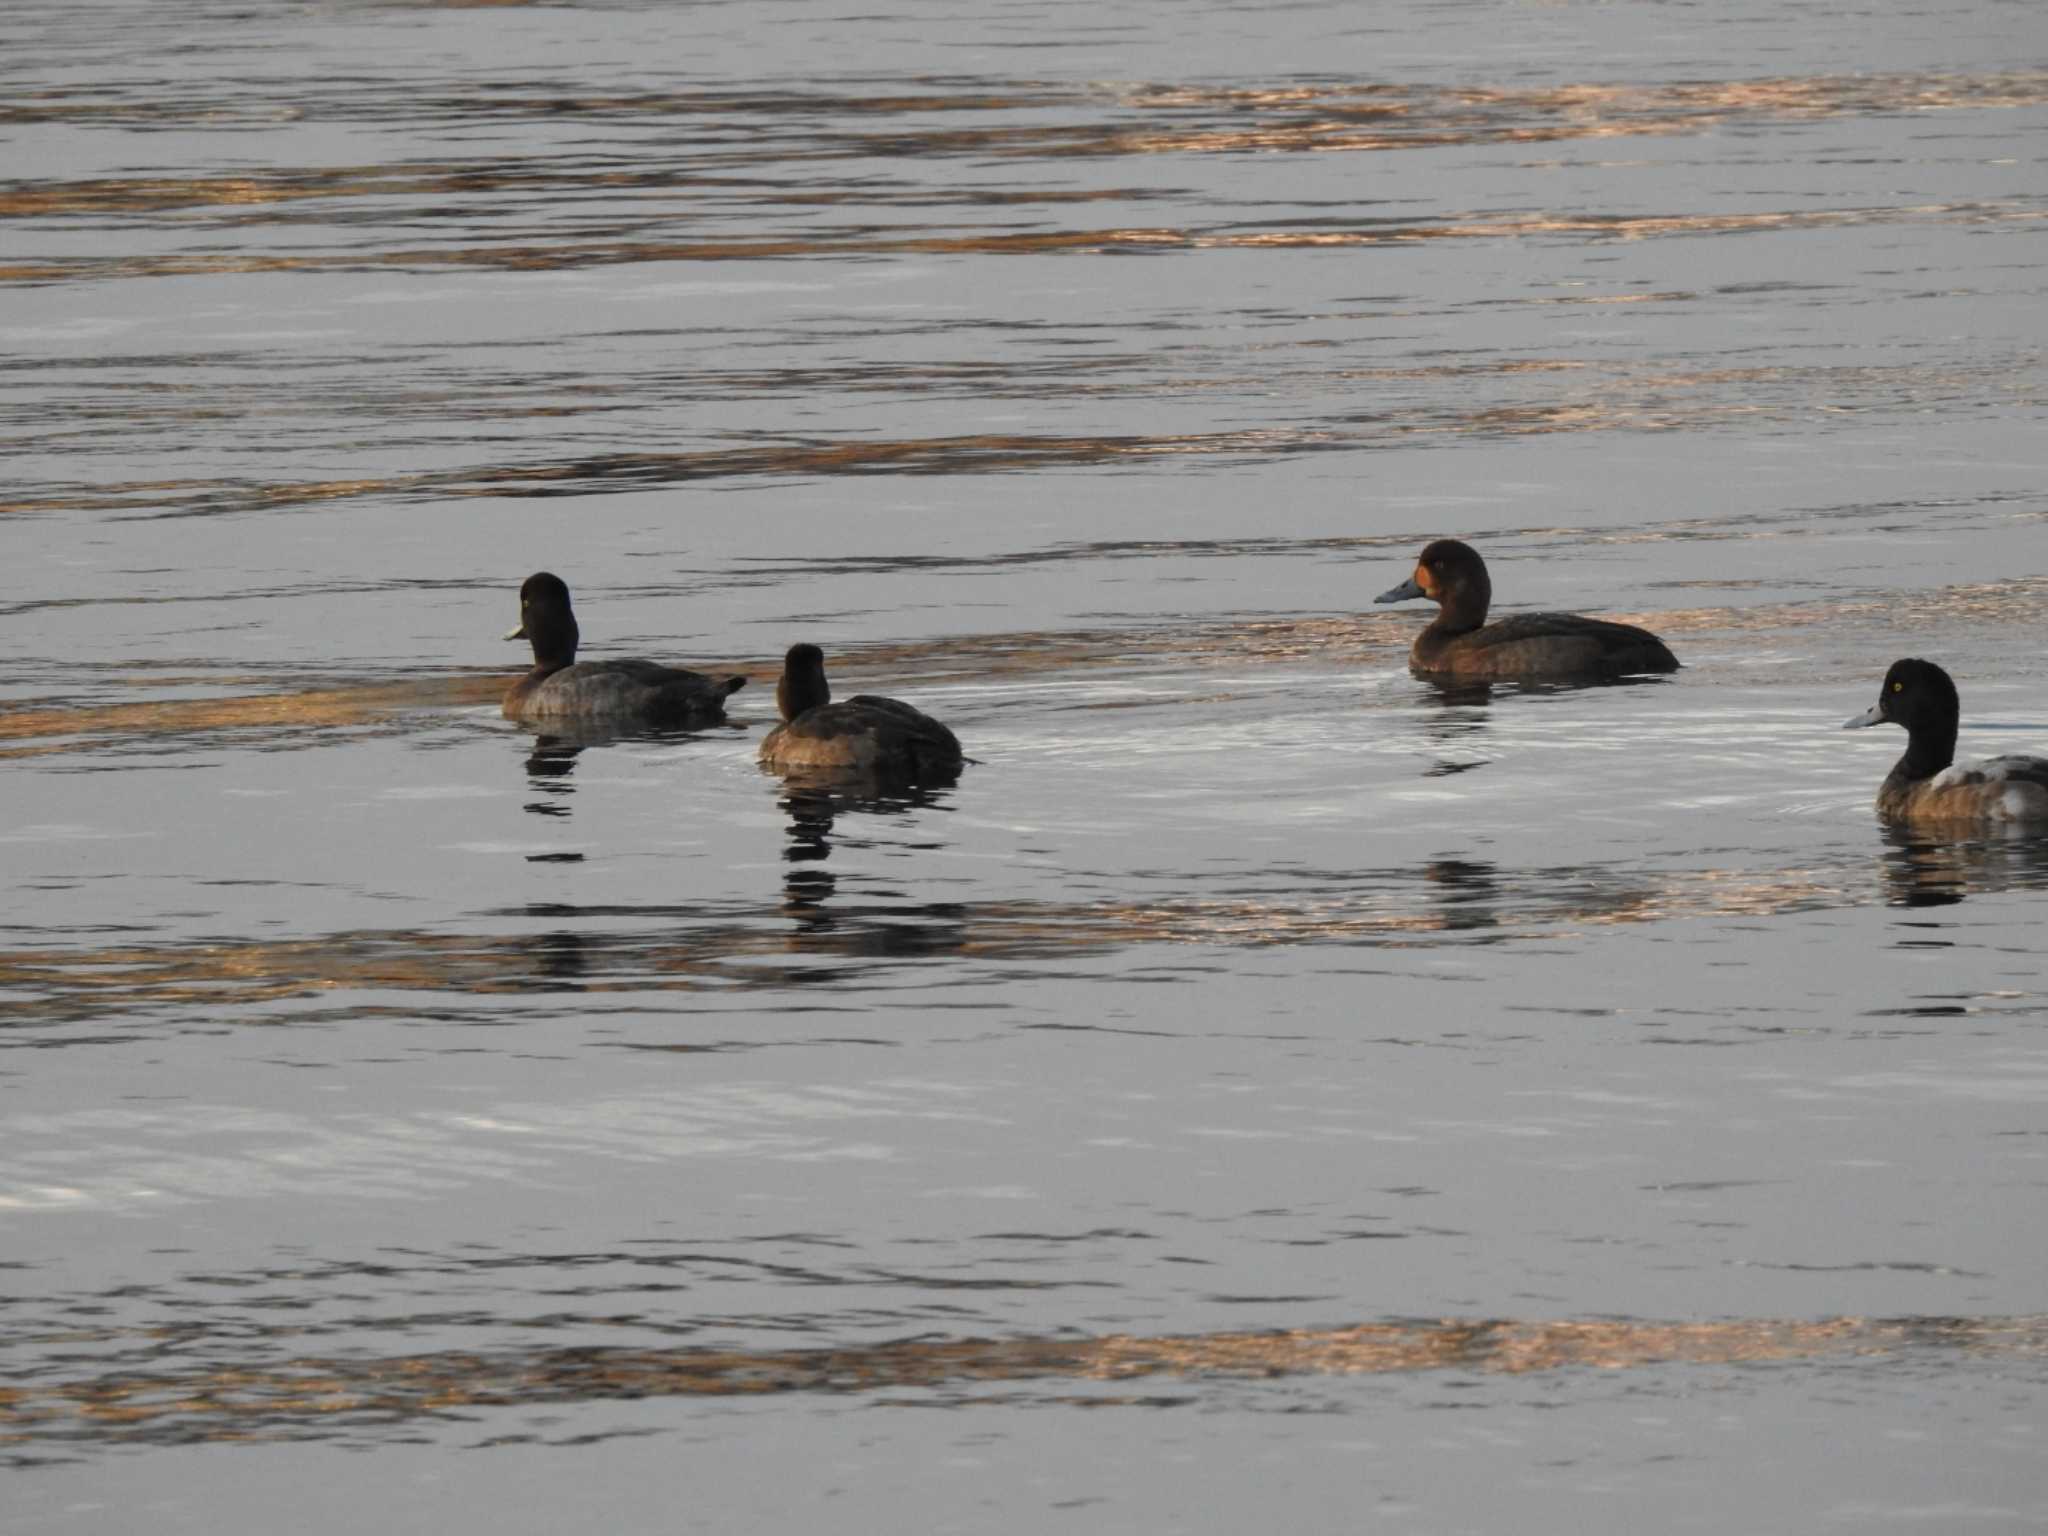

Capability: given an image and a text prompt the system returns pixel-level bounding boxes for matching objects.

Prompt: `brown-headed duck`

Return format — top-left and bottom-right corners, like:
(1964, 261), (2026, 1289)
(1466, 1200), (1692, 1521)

(502, 572), (744, 725)
(760, 643), (963, 783)
(1843, 659), (2048, 823)
(1374, 538), (1679, 679)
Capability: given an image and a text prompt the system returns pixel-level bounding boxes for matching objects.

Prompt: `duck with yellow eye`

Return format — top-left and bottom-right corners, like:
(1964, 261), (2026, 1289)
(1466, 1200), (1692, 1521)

(1373, 539), (1679, 681)
(1843, 658), (2048, 823)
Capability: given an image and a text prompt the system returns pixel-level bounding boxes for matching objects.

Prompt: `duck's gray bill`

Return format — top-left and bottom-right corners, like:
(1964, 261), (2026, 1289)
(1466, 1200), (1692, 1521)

(1374, 577), (1423, 604)
(1842, 703), (1884, 729)
(504, 623), (528, 641)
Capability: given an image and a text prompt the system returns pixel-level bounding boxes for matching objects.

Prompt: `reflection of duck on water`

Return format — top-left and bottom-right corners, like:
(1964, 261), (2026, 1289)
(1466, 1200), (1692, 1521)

(1878, 823), (2048, 911)
(525, 929), (590, 983)
(522, 734), (585, 818)
(1416, 677), (1493, 778)
(782, 785), (841, 932)
(1406, 669), (1671, 779)
(518, 717), (747, 821)
(1422, 858), (1502, 931)
(783, 785), (838, 863)
(775, 780), (967, 958)
(778, 781), (950, 871)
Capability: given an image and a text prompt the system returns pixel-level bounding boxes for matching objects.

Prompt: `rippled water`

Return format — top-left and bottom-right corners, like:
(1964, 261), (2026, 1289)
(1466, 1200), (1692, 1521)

(6, 0), (2048, 1529)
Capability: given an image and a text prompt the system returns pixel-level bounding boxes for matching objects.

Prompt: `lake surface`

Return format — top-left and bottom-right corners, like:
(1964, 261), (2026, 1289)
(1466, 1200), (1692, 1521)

(5, 0), (2048, 1529)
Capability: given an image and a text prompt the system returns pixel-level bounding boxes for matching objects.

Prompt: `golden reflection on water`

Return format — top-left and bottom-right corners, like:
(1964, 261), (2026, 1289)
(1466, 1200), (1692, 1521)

(0, 858), (1916, 1026)
(0, 616), (1350, 760)
(0, 618), (1362, 760)
(2, 1314), (2039, 1444)
(1647, 575), (2048, 637)
(0, 433), (1322, 516)
(7, 571), (2048, 761)
(5, 200), (2040, 285)
(0, 169), (1152, 220)
(1118, 72), (2048, 139)
(11, 344), (2037, 516)
(0, 677), (511, 760)
(5, 69), (2042, 186)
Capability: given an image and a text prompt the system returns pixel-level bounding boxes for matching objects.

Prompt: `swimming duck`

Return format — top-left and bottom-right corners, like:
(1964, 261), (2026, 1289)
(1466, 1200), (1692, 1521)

(759, 643), (963, 782)
(1374, 539), (1679, 679)
(502, 572), (745, 724)
(1843, 658), (2048, 823)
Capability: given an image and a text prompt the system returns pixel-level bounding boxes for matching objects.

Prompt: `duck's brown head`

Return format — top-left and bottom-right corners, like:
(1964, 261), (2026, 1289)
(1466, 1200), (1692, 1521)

(778, 642), (831, 722)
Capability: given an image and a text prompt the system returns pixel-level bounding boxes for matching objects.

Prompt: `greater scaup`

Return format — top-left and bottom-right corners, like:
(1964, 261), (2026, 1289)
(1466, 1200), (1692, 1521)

(1374, 538), (1679, 679)
(502, 572), (745, 725)
(1843, 658), (2048, 823)
(759, 643), (963, 783)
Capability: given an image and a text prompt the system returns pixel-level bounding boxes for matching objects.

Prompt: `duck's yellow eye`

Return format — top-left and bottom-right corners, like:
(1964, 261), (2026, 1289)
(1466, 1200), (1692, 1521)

(1891, 681), (1902, 693)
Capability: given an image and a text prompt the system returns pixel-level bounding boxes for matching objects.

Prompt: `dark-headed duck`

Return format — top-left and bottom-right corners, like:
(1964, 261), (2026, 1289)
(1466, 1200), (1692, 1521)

(1843, 659), (2048, 823)
(1374, 539), (1679, 680)
(502, 572), (745, 725)
(760, 643), (963, 783)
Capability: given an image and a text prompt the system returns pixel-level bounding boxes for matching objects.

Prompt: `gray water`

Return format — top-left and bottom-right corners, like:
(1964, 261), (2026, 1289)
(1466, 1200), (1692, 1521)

(5, 1), (2048, 1530)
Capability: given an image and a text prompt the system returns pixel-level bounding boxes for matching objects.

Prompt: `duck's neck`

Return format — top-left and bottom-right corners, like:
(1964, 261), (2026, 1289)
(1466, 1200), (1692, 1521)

(779, 669), (829, 722)
(525, 614), (579, 681)
(1896, 718), (1957, 783)
(1426, 581), (1490, 638)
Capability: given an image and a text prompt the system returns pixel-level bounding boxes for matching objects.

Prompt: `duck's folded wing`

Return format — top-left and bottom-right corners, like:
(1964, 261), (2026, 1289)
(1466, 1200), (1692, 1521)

(1480, 611), (1661, 645)
(846, 695), (961, 750)
(598, 660), (741, 690)
(1973, 755), (2048, 789)
(532, 660), (743, 718)
(1426, 611), (1676, 678)
(1914, 755), (2048, 820)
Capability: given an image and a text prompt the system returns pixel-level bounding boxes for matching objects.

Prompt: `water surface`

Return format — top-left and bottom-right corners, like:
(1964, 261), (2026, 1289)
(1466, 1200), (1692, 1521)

(5, 1), (2048, 1529)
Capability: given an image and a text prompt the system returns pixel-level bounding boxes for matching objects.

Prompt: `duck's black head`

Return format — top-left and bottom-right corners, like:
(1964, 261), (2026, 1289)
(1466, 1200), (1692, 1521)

(1846, 657), (1960, 773)
(508, 572), (579, 670)
(778, 642), (830, 722)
